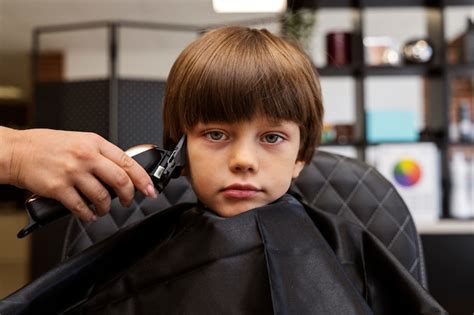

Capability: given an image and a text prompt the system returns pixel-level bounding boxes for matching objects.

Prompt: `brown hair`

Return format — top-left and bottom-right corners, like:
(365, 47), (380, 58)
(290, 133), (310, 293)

(162, 26), (323, 162)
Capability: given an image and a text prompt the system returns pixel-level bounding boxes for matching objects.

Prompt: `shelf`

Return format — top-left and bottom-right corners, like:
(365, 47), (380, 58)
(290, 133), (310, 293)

(289, 0), (471, 9)
(317, 65), (445, 76)
(416, 219), (474, 234)
(361, 0), (440, 7)
(288, 0), (357, 9)
(320, 141), (362, 147)
(320, 140), (444, 147)
(447, 64), (474, 77)
(363, 65), (442, 76)
(317, 64), (446, 77)
(366, 140), (440, 146)
(449, 142), (474, 147)
(443, 0), (474, 6)
(320, 140), (445, 147)
(317, 65), (359, 77)
(288, 0), (472, 10)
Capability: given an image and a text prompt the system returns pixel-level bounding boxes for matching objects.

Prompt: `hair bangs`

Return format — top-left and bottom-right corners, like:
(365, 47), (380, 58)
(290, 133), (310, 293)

(163, 26), (323, 161)
(179, 34), (307, 130)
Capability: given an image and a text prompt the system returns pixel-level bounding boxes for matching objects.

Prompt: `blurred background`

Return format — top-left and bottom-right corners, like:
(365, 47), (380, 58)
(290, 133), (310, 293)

(0, 0), (472, 314)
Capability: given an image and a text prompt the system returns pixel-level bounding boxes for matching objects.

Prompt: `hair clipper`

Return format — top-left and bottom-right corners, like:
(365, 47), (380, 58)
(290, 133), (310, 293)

(17, 136), (186, 239)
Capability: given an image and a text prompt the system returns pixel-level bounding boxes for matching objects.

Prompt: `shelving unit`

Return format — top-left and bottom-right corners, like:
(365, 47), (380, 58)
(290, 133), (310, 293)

(289, 0), (473, 219)
(290, 3), (473, 312)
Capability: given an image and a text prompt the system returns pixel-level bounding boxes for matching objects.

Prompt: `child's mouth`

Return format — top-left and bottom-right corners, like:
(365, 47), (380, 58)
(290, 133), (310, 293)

(221, 183), (261, 199)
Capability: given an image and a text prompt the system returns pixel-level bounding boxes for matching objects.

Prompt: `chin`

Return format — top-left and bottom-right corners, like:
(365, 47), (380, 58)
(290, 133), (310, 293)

(216, 202), (264, 218)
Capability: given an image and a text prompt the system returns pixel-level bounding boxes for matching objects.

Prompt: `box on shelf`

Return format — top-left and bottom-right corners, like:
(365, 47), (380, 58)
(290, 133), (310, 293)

(363, 36), (400, 66)
(321, 123), (355, 144)
(366, 143), (441, 224)
(366, 110), (419, 143)
(449, 146), (474, 219)
(447, 18), (474, 64)
(449, 77), (473, 143)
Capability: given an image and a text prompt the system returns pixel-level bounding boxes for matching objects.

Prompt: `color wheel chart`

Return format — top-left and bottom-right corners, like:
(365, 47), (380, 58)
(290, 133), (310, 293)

(393, 159), (422, 187)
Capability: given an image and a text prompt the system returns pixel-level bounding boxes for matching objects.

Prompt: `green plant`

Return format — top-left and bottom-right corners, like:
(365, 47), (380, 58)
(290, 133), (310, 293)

(282, 8), (317, 49)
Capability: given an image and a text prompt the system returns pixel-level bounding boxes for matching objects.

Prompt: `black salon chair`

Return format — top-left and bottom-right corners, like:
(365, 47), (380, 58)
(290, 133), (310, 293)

(61, 150), (427, 288)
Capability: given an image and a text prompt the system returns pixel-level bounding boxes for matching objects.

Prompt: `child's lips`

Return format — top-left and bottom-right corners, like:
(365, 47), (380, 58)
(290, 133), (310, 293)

(221, 184), (261, 199)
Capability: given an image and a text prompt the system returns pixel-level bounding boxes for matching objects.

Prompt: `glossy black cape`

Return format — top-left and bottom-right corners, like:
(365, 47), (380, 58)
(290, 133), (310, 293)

(0, 195), (446, 314)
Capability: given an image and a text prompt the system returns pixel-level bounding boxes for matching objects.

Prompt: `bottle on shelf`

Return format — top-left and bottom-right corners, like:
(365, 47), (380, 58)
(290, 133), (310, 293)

(470, 153), (474, 216)
(450, 151), (473, 219)
(449, 120), (460, 142)
(463, 17), (473, 64)
(458, 101), (473, 143)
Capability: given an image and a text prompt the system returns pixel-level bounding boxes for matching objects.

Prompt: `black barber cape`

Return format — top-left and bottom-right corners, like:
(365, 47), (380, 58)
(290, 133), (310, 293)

(0, 194), (446, 315)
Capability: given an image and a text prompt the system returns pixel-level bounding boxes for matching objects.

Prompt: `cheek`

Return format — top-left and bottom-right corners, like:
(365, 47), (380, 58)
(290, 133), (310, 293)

(187, 152), (206, 184)
(267, 158), (299, 188)
(268, 155), (302, 193)
(186, 146), (221, 192)
(187, 160), (210, 203)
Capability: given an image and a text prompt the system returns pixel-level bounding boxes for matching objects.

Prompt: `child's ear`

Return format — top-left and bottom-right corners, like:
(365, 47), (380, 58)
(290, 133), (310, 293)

(292, 160), (305, 179)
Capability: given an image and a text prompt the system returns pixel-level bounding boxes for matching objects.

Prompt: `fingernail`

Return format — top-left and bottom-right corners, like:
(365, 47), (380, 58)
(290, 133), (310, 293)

(146, 183), (157, 198)
(91, 215), (97, 222)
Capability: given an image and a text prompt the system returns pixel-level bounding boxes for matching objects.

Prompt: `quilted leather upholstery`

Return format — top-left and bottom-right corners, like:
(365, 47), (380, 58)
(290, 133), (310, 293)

(291, 151), (427, 288)
(61, 176), (196, 259)
(61, 150), (427, 288)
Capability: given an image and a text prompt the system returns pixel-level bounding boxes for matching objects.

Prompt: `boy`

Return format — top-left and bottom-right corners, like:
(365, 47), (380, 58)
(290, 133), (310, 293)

(162, 26), (322, 217)
(0, 26), (446, 315)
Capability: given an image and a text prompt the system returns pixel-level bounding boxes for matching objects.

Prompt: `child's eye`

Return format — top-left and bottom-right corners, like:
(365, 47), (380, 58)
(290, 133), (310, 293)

(262, 133), (284, 144)
(205, 131), (228, 141)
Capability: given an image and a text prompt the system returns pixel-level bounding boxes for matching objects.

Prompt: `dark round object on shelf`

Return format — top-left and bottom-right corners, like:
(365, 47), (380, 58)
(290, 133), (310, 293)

(402, 39), (434, 64)
(326, 31), (352, 65)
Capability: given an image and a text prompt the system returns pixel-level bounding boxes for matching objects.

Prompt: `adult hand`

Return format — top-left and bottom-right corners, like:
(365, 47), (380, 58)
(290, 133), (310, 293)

(0, 127), (156, 221)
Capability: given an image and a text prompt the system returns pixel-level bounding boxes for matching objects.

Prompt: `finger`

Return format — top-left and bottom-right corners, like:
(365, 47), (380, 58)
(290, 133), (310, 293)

(91, 156), (135, 208)
(74, 174), (112, 216)
(57, 188), (97, 222)
(99, 140), (156, 198)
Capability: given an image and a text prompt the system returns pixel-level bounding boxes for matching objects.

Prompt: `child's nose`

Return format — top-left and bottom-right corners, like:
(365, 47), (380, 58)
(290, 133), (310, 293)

(229, 141), (259, 173)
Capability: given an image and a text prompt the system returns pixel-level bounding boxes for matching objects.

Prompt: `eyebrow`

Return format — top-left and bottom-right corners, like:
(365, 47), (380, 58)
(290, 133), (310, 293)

(264, 122), (286, 127)
(259, 120), (294, 128)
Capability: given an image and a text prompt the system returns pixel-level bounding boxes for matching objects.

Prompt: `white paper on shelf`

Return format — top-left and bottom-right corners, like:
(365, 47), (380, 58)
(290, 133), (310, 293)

(320, 77), (356, 125)
(366, 143), (441, 224)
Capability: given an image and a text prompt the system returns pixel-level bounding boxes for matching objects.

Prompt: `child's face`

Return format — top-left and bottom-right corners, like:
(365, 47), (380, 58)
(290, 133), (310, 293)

(186, 115), (305, 217)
